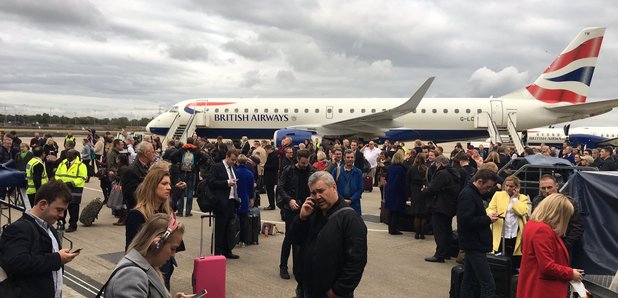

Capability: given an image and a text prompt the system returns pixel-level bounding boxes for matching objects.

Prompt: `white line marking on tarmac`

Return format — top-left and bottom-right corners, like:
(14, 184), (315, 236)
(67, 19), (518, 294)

(84, 186), (103, 193)
(64, 273), (99, 295)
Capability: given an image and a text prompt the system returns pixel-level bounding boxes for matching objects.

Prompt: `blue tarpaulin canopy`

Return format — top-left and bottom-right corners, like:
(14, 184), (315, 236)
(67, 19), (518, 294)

(568, 171), (618, 275)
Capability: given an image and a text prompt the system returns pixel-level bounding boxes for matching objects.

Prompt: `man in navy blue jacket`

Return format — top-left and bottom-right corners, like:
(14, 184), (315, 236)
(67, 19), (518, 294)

(457, 169), (499, 298)
(332, 149), (363, 215)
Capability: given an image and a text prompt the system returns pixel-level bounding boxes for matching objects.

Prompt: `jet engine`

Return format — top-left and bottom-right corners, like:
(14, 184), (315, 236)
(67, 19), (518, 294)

(273, 129), (316, 147)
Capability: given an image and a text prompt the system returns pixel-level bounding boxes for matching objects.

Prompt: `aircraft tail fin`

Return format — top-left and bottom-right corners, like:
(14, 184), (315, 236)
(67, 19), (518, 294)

(502, 27), (605, 104)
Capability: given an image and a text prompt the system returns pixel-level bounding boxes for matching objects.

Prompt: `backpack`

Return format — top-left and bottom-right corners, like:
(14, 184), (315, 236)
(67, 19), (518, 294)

(79, 197), (105, 226)
(181, 150), (195, 172)
(196, 179), (217, 212)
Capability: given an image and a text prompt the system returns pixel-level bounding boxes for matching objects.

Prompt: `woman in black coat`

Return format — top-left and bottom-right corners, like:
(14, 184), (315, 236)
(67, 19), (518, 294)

(407, 153), (429, 239)
(262, 145), (279, 210)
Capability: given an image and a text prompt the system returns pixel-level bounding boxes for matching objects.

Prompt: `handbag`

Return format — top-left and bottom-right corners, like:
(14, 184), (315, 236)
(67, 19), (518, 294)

(106, 182), (123, 209)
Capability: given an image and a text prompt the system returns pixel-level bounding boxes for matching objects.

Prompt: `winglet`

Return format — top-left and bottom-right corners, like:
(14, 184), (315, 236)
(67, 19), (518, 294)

(389, 76), (434, 118)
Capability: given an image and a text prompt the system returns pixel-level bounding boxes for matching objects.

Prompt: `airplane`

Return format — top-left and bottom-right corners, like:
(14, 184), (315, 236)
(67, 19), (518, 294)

(525, 125), (618, 148)
(146, 27), (618, 150)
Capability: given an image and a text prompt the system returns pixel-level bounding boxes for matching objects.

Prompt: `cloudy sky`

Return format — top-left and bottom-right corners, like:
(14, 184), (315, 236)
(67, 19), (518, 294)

(1, 0), (617, 127)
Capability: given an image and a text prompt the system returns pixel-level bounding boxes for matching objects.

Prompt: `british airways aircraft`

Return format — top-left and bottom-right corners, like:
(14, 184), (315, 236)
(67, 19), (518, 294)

(146, 27), (618, 145)
(526, 126), (618, 148)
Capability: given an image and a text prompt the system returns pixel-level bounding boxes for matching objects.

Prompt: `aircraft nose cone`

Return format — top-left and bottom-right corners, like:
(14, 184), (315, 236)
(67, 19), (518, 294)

(146, 120), (154, 134)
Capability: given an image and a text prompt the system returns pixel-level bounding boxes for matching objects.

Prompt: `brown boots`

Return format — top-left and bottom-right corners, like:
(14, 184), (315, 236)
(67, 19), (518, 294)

(113, 208), (127, 226)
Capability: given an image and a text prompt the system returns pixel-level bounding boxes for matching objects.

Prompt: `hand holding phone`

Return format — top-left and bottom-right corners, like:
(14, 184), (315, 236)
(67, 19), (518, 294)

(194, 289), (207, 298)
(72, 248), (82, 254)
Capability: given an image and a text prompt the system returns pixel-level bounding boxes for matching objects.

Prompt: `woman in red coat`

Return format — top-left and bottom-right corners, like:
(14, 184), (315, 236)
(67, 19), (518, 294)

(517, 193), (585, 298)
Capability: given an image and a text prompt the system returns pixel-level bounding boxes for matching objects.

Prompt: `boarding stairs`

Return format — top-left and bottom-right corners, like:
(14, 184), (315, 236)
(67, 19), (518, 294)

(475, 112), (524, 154)
(162, 100), (209, 148)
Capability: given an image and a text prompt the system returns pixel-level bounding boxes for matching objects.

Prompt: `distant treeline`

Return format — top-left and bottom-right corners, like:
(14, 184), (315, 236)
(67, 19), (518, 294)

(0, 113), (153, 128)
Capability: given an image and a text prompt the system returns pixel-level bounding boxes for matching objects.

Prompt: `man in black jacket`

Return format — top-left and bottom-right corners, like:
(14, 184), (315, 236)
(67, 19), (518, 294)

(208, 149), (240, 259)
(121, 142), (155, 210)
(424, 155), (461, 263)
(0, 180), (78, 298)
(292, 171), (367, 298)
(277, 149), (315, 290)
(531, 174), (584, 252)
(263, 145), (279, 210)
(457, 169), (499, 298)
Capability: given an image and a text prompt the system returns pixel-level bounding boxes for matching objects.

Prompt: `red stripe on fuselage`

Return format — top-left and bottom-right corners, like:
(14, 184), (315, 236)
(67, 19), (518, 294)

(544, 36), (603, 73)
(187, 101), (235, 107)
(526, 84), (586, 104)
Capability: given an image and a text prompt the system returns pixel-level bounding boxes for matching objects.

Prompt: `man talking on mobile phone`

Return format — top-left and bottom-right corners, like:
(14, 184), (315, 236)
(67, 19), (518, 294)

(0, 180), (79, 298)
(291, 171), (368, 298)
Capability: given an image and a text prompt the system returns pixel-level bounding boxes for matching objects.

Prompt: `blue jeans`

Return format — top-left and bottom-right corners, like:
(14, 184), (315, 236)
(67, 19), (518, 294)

(461, 250), (495, 298)
(177, 171), (196, 215)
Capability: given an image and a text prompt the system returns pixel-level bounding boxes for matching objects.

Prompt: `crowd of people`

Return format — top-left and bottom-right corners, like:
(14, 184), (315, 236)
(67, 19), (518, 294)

(1, 128), (616, 297)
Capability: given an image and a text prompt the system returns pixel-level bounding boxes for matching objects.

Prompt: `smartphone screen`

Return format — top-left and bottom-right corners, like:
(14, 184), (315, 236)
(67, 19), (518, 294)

(72, 248), (82, 254)
(194, 289), (207, 298)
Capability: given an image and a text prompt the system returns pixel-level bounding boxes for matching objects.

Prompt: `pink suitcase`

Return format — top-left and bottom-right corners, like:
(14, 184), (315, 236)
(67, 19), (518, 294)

(193, 214), (226, 297)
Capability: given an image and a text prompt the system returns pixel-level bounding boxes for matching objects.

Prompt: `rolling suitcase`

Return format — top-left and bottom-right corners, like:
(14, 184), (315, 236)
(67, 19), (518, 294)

(363, 176), (373, 192)
(449, 265), (480, 298)
(487, 219), (513, 298)
(193, 214), (226, 298)
(247, 207), (260, 245)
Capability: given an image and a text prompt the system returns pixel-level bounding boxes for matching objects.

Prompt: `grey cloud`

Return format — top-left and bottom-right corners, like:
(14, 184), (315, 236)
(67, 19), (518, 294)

(167, 44), (209, 61)
(222, 40), (277, 61)
(276, 70), (296, 84)
(466, 66), (529, 97)
(0, 0), (106, 28)
(239, 70), (261, 88)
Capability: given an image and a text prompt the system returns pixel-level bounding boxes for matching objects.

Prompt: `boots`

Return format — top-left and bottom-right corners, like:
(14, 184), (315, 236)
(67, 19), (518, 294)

(113, 208), (127, 226)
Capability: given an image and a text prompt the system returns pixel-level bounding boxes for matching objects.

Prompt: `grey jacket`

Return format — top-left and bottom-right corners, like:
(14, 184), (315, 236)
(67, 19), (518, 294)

(104, 249), (169, 298)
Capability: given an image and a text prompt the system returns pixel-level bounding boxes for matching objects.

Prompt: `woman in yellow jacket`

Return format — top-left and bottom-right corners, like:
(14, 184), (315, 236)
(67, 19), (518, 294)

(486, 175), (530, 269)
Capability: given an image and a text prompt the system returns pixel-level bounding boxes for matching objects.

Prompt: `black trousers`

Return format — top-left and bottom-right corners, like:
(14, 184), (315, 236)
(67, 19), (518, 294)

(431, 212), (453, 259)
(239, 213), (249, 244)
(388, 211), (400, 233)
(214, 199), (235, 255)
(280, 210), (303, 284)
(265, 183), (276, 207)
(61, 203), (80, 228)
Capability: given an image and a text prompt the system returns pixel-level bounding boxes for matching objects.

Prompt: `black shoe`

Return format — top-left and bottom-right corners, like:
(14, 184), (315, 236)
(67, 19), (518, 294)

(185, 213), (193, 217)
(66, 226), (77, 233)
(224, 253), (240, 259)
(263, 205), (276, 210)
(415, 233), (420, 239)
(425, 256), (445, 263)
(176, 213), (183, 217)
(445, 256), (452, 260)
(420, 234), (425, 239)
(279, 267), (290, 279)
(389, 231), (403, 235)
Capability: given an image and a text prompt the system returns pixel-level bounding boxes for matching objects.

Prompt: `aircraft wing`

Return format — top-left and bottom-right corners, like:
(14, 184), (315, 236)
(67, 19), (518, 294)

(320, 77), (434, 134)
(599, 137), (618, 147)
(545, 98), (618, 116)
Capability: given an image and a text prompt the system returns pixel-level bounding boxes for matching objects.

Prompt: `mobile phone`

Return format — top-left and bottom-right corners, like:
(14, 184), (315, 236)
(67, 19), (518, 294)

(194, 289), (207, 298)
(72, 248), (82, 254)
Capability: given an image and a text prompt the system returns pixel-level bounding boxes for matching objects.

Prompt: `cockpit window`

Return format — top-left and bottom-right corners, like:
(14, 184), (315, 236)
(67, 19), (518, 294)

(168, 106), (179, 113)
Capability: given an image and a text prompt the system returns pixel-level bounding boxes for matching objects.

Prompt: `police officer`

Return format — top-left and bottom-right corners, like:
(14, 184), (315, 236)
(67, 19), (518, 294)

(26, 146), (48, 207)
(55, 149), (87, 232)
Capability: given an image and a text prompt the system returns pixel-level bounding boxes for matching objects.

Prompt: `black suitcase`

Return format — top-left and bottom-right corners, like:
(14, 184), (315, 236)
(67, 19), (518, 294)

(509, 274), (518, 298)
(247, 207), (260, 245)
(487, 221), (513, 297)
(450, 265), (465, 298)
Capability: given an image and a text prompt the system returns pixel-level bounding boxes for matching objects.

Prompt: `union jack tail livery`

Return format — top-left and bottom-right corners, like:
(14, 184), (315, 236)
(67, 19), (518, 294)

(503, 27), (605, 104)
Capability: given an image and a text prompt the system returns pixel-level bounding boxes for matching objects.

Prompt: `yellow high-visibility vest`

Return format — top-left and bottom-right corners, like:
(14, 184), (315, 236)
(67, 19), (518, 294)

(26, 157), (48, 195)
(55, 157), (87, 188)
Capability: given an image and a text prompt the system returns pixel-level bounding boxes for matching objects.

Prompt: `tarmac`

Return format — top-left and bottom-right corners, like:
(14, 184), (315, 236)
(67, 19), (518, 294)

(0, 180), (457, 298)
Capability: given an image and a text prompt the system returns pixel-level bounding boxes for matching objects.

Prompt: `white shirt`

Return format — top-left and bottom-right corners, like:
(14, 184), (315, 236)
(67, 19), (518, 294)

(127, 144), (137, 164)
(224, 162), (238, 200)
(363, 147), (381, 168)
(503, 195), (519, 239)
(26, 211), (62, 298)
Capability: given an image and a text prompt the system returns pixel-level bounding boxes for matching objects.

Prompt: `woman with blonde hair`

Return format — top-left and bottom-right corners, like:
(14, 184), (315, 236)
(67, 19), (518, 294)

(486, 176), (530, 269)
(312, 150), (328, 171)
(384, 150), (407, 235)
(517, 194), (585, 298)
(103, 213), (192, 298)
(126, 166), (184, 290)
(484, 151), (500, 166)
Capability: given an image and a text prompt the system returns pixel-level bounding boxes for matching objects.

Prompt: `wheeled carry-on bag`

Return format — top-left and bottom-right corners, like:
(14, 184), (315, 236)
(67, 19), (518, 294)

(248, 207), (260, 245)
(486, 218), (513, 297)
(363, 176), (373, 192)
(193, 214), (226, 298)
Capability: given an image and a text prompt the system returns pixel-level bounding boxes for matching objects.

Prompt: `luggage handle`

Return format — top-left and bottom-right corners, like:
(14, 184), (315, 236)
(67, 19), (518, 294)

(200, 214), (215, 257)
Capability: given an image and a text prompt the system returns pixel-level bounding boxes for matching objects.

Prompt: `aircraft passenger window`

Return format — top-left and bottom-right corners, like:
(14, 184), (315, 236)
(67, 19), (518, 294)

(455, 109), (459, 113)
(294, 108), (299, 113)
(371, 109), (376, 113)
(274, 109), (279, 113)
(361, 109), (366, 113)
(224, 108), (229, 113)
(432, 109), (437, 113)
(327, 108), (332, 113)
(264, 108), (269, 113)
(338, 109), (343, 113)
(215, 108), (219, 113)
(421, 109), (426, 113)
(244, 108), (248, 113)
(382, 109), (386, 112)
(284, 108), (289, 113)
(412, 109), (416, 113)
(477, 109), (482, 113)
(443, 109), (448, 113)
(305, 108), (309, 113)
(254, 108), (259, 113)
(234, 108), (239, 113)
(466, 109), (471, 113)
(315, 109), (319, 113)
(350, 109), (354, 113)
